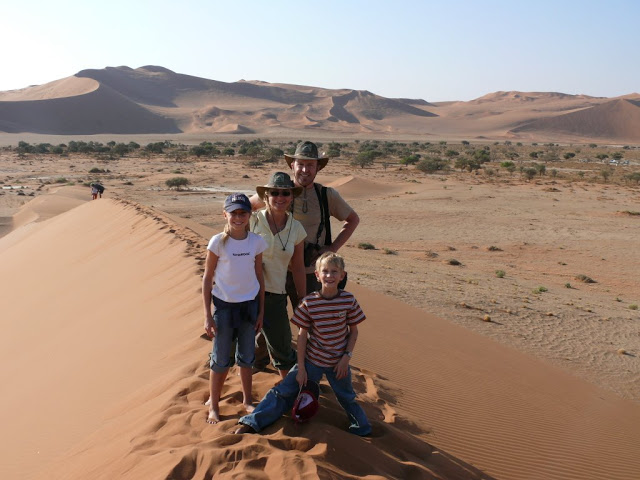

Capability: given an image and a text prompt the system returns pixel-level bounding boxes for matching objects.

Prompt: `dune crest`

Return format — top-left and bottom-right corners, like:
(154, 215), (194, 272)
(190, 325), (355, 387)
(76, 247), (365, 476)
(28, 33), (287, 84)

(3, 66), (636, 141)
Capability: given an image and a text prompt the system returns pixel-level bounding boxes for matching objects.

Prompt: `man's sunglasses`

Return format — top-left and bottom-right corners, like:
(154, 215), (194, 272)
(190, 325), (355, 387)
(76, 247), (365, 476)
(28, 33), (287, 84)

(269, 190), (291, 197)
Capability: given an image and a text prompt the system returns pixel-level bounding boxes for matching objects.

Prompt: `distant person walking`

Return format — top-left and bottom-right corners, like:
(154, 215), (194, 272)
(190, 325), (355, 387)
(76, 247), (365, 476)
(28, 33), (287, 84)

(90, 183), (105, 200)
(202, 193), (267, 423)
(251, 141), (360, 304)
(250, 172), (307, 379)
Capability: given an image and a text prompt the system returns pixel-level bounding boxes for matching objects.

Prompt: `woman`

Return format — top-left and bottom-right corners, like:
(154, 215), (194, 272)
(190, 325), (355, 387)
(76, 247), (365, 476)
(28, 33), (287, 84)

(251, 172), (307, 379)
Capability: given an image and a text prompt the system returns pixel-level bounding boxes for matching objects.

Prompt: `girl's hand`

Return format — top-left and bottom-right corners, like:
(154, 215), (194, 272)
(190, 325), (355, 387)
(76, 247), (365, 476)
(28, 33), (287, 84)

(204, 316), (216, 337)
(296, 367), (307, 387)
(334, 355), (350, 379)
(255, 312), (264, 332)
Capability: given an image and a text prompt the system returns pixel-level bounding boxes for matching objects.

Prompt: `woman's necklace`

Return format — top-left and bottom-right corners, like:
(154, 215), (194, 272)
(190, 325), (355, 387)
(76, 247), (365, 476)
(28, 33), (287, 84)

(268, 212), (292, 251)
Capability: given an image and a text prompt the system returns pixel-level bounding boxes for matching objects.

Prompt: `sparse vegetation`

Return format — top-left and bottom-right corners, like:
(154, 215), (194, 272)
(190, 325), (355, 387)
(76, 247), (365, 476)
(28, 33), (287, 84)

(575, 274), (596, 284)
(495, 270), (506, 278)
(165, 177), (190, 190)
(358, 242), (376, 250)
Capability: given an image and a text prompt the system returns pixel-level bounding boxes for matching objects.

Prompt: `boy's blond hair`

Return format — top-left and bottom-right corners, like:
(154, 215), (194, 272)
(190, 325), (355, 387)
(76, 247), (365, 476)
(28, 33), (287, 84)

(315, 251), (345, 272)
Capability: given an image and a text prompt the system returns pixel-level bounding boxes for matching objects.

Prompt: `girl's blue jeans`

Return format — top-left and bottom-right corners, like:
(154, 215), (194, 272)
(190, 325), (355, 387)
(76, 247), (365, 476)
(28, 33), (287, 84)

(238, 360), (371, 436)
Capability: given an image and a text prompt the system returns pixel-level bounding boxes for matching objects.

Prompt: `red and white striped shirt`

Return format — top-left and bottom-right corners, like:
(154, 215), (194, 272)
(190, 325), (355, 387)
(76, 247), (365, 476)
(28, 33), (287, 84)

(292, 291), (366, 367)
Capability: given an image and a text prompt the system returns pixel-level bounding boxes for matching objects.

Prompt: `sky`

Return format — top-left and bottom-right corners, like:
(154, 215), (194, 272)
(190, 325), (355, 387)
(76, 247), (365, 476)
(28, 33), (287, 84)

(2, 0), (638, 102)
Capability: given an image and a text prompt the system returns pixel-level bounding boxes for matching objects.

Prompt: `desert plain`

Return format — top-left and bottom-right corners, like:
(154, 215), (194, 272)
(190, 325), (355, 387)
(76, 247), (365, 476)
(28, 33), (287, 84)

(1, 134), (639, 480)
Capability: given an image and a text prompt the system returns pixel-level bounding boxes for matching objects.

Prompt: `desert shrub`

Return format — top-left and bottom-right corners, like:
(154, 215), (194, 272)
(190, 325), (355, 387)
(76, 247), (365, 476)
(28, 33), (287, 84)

(532, 286), (548, 294)
(523, 168), (537, 181)
(358, 242), (376, 250)
(165, 177), (190, 190)
(565, 283), (572, 288)
(55, 177), (67, 183)
(575, 274), (596, 283)
(89, 167), (106, 173)
(351, 151), (375, 168)
(446, 259), (461, 266)
(383, 248), (397, 255)
(416, 156), (448, 173)
(624, 172), (640, 184)
(246, 159), (263, 168)
(400, 154), (420, 165)
(495, 270), (505, 278)
(222, 147), (235, 157)
(630, 304), (638, 310)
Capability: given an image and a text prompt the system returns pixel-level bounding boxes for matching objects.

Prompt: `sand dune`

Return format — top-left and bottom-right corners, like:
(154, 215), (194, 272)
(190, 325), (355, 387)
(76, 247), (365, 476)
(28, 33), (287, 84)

(1, 191), (639, 479)
(0, 82), (179, 134)
(0, 76), (99, 102)
(512, 98), (640, 141)
(3, 66), (638, 141)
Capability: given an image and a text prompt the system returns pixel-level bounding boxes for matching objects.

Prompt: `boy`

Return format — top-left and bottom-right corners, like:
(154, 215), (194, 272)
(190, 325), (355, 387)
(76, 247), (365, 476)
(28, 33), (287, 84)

(235, 252), (371, 436)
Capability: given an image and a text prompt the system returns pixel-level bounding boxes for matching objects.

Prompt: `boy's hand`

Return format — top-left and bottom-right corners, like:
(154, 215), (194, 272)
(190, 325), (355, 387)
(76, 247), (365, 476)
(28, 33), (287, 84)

(255, 312), (264, 332)
(334, 355), (350, 379)
(296, 366), (307, 387)
(204, 316), (216, 337)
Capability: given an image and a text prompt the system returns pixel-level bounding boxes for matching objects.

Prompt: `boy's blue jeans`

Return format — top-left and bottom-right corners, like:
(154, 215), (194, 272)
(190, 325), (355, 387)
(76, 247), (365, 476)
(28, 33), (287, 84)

(238, 360), (371, 436)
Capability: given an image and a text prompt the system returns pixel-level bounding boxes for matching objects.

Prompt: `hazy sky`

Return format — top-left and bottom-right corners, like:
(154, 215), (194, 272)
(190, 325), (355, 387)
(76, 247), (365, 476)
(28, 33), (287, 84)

(2, 0), (638, 101)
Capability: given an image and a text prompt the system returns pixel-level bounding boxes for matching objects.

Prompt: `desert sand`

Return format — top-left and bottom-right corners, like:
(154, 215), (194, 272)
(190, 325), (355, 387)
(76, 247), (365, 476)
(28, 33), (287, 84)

(1, 143), (639, 480)
(2, 66), (640, 143)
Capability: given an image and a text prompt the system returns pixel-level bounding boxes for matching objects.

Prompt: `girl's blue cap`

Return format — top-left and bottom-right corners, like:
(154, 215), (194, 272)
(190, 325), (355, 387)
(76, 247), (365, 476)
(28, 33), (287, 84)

(224, 193), (251, 212)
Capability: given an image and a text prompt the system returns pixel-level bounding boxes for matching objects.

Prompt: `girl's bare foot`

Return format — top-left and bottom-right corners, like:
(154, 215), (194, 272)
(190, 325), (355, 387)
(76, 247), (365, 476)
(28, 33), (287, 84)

(243, 403), (255, 413)
(206, 408), (220, 424)
(233, 424), (256, 434)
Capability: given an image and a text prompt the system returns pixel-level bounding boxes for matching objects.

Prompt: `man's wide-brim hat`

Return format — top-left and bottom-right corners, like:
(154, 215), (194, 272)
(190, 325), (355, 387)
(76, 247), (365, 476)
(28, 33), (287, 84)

(284, 141), (329, 170)
(256, 171), (303, 199)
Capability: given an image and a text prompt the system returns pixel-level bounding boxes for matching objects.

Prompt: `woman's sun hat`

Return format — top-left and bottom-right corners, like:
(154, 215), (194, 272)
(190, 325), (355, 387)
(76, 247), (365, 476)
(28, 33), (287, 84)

(291, 380), (320, 423)
(284, 141), (329, 170)
(256, 171), (303, 199)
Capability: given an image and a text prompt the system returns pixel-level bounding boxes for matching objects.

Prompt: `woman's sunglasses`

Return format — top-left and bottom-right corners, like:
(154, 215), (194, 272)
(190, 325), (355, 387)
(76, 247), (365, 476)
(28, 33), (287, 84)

(269, 190), (291, 197)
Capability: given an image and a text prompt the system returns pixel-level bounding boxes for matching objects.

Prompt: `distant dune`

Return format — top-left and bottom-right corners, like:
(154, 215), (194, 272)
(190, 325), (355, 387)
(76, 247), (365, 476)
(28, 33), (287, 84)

(1, 66), (639, 142)
(511, 99), (640, 142)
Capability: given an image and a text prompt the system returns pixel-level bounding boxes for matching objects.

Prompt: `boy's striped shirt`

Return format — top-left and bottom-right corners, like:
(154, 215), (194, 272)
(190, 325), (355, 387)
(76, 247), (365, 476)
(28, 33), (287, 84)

(292, 291), (366, 367)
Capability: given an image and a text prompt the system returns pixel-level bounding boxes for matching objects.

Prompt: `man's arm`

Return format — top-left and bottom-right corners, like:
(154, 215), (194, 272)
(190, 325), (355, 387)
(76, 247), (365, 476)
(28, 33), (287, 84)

(327, 209), (359, 253)
(249, 193), (265, 211)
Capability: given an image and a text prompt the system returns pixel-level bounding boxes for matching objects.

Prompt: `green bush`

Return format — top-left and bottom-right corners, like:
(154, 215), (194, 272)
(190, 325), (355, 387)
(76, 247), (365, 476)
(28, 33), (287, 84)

(165, 177), (190, 190)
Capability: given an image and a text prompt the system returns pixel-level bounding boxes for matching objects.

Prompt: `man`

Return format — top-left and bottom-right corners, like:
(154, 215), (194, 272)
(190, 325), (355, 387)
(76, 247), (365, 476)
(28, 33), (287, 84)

(251, 141), (359, 304)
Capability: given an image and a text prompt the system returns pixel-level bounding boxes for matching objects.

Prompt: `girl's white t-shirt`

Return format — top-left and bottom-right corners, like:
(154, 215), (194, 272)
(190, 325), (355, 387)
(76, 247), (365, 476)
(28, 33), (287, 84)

(207, 232), (268, 303)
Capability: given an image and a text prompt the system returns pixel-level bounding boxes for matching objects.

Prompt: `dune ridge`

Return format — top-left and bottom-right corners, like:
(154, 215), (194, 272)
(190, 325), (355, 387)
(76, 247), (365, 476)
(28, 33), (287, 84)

(1, 192), (639, 479)
(3, 66), (638, 141)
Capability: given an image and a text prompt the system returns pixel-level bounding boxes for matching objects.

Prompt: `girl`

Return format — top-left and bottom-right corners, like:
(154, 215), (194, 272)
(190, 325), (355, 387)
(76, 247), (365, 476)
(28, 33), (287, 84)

(252, 172), (307, 379)
(203, 193), (267, 424)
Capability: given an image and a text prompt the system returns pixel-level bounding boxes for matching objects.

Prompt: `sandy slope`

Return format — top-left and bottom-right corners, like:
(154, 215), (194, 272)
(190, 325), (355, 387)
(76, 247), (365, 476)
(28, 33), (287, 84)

(1, 189), (639, 480)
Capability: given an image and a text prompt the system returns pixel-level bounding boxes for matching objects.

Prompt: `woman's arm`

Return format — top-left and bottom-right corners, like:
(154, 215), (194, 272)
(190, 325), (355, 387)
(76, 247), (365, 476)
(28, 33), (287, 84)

(254, 252), (265, 332)
(291, 241), (307, 302)
(202, 250), (218, 337)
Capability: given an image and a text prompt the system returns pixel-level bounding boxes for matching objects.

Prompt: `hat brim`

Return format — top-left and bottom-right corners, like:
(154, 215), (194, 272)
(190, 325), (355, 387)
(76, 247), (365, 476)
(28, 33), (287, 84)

(284, 154), (329, 171)
(256, 185), (303, 199)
